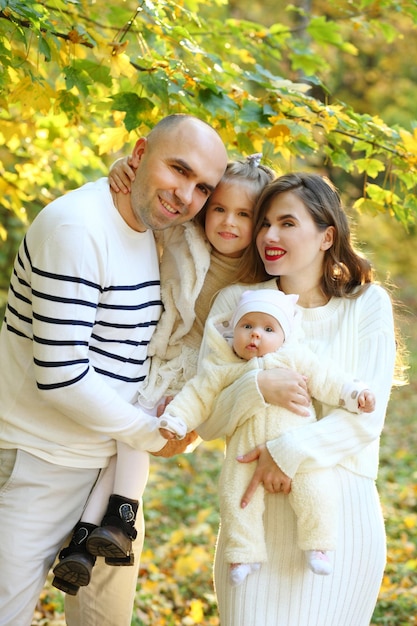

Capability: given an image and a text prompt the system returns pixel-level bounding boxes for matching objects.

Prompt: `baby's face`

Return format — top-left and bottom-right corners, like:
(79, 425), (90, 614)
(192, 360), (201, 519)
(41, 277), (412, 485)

(232, 311), (285, 360)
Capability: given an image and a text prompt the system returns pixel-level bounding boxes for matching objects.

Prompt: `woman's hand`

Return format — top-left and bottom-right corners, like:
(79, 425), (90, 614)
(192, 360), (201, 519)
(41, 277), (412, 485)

(257, 368), (310, 416)
(108, 156), (136, 193)
(238, 444), (292, 508)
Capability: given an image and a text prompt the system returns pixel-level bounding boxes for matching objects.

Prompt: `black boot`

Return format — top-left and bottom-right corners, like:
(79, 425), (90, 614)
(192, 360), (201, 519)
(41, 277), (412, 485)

(86, 494), (138, 566)
(52, 522), (98, 595)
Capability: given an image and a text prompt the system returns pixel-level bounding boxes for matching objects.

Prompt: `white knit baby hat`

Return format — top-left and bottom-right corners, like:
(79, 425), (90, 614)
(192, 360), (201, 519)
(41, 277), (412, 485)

(231, 289), (299, 339)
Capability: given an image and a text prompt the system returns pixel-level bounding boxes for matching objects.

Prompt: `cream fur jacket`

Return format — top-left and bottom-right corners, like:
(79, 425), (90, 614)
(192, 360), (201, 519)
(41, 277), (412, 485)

(137, 221), (211, 407)
(163, 313), (370, 563)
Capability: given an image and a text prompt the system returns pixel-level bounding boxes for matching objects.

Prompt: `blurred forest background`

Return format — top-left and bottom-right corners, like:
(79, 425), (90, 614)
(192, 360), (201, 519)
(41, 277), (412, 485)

(0, 0), (416, 624)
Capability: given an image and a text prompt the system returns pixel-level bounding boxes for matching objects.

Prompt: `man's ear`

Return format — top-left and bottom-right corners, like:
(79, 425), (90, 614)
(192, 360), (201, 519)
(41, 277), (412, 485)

(321, 225), (335, 251)
(130, 138), (147, 168)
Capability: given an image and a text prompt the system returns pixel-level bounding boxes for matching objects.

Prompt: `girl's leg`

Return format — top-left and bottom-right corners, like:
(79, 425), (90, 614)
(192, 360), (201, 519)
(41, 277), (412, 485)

(86, 444), (149, 562)
(52, 456), (117, 594)
(81, 455), (117, 523)
(113, 442), (149, 499)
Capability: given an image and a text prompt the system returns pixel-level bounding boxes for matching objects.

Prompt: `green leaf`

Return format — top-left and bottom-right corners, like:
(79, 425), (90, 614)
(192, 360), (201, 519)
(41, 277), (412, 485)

(76, 61), (112, 88)
(355, 158), (386, 178)
(139, 71), (170, 107)
(38, 34), (51, 62)
(307, 16), (343, 46)
(289, 51), (327, 75)
(373, 20), (398, 44)
(63, 65), (91, 97)
(198, 88), (239, 117)
(111, 93), (154, 132)
(55, 90), (80, 120)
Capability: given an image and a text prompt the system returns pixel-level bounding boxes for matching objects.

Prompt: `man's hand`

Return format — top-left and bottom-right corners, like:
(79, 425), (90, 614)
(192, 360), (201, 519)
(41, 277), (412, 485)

(237, 444), (292, 508)
(151, 430), (199, 458)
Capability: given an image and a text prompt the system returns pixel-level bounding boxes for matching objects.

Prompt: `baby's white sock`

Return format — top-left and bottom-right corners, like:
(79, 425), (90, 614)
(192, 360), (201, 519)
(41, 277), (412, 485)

(229, 562), (261, 587)
(306, 550), (332, 575)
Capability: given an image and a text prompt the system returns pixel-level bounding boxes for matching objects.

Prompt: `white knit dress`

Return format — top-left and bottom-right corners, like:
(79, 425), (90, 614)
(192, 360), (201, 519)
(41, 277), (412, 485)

(197, 279), (396, 626)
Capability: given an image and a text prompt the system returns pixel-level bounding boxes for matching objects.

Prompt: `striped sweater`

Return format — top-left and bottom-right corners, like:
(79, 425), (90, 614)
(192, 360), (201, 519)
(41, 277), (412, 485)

(0, 178), (166, 468)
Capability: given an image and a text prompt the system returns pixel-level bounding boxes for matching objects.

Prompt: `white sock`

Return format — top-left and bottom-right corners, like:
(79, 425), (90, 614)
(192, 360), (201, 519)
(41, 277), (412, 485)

(306, 550), (332, 575)
(229, 562), (261, 587)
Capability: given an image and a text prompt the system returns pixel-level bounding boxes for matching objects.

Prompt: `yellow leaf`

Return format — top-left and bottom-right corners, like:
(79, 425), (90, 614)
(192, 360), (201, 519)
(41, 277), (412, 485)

(174, 554), (195, 577)
(189, 598), (205, 623)
(403, 515), (417, 529)
(169, 529), (185, 545)
(267, 124), (291, 139)
(196, 508), (212, 523)
(400, 127), (417, 157)
(9, 77), (55, 114)
(110, 52), (136, 79)
(174, 546), (211, 577)
(96, 126), (130, 155)
(109, 41), (129, 56)
(237, 49), (256, 65)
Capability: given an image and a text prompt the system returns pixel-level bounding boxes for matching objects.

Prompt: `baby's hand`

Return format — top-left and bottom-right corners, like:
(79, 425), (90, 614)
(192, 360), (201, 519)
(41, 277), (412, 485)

(108, 156), (136, 193)
(358, 389), (376, 413)
(158, 414), (187, 440)
(151, 430), (199, 458)
(159, 427), (176, 440)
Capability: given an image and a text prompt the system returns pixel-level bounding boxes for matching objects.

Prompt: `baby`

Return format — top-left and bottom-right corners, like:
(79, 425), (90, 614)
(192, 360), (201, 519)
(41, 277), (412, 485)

(159, 289), (375, 585)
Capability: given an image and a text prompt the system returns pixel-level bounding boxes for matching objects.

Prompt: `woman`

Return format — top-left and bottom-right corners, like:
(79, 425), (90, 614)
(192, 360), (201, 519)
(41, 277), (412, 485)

(196, 172), (398, 626)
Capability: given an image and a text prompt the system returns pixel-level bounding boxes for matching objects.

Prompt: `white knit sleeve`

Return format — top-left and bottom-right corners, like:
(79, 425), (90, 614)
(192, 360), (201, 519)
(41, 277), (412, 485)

(266, 285), (396, 478)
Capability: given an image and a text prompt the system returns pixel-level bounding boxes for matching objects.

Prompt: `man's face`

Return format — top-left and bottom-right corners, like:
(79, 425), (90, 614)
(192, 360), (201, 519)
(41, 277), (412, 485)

(128, 119), (227, 232)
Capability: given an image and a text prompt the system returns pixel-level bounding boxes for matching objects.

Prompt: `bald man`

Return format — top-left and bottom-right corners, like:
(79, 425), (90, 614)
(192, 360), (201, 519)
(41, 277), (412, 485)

(0, 115), (227, 626)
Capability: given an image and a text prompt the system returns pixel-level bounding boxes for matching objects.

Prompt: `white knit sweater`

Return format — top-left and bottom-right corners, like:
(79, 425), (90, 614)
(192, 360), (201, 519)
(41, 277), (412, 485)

(197, 279), (396, 480)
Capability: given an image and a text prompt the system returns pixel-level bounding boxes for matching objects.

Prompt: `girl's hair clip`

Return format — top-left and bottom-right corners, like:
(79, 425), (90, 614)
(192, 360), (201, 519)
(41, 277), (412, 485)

(246, 153), (263, 167)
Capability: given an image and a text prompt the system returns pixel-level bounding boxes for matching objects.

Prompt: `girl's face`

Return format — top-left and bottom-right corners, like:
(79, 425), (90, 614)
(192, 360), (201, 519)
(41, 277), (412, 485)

(204, 181), (255, 258)
(255, 190), (334, 284)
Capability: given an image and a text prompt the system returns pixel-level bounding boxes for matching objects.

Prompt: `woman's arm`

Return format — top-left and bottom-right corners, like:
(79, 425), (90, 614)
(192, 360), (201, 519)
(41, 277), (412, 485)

(238, 286), (397, 504)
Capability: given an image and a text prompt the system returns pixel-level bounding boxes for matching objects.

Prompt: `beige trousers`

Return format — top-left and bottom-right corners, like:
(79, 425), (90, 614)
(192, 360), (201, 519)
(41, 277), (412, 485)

(0, 449), (99, 626)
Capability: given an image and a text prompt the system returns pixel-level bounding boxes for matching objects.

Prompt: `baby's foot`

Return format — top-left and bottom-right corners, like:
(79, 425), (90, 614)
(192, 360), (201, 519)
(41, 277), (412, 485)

(229, 562), (261, 587)
(306, 550), (332, 575)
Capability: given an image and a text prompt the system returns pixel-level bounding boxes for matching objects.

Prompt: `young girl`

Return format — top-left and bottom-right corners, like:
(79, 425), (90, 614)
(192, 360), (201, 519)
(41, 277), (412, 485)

(51, 154), (276, 595)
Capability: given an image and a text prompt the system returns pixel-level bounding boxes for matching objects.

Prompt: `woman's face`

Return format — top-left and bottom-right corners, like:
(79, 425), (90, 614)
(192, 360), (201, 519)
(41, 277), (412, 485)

(255, 190), (333, 281)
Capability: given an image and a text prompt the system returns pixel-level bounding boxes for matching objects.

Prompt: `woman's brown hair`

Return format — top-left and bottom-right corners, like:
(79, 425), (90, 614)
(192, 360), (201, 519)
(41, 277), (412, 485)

(237, 172), (373, 298)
